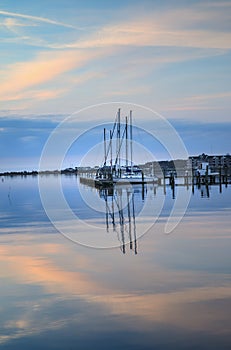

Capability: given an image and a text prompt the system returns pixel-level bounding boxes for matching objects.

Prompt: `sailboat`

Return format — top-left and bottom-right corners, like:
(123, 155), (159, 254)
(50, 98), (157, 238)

(95, 108), (157, 186)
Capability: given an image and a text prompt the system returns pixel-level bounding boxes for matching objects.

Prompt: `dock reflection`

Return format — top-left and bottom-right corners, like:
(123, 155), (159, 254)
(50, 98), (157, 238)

(98, 186), (139, 254)
(199, 184), (210, 198)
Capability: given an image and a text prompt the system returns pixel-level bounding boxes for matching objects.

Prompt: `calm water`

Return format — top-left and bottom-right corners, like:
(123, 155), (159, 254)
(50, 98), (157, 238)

(0, 175), (231, 349)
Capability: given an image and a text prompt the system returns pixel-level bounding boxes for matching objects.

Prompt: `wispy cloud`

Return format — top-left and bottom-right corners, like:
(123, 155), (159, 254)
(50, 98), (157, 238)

(0, 2), (230, 120)
(69, 71), (104, 86)
(2, 89), (67, 102)
(105, 86), (151, 97)
(20, 135), (37, 143)
(163, 92), (231, 113)
(0, 10), (80, 29)
(1, 3), (231, 51)
(52, 3), (231, 51)
(1, 17), (37, 39)
(68, 23), (231, 50)
(183, 91), (231, 102)
(0, 50), (102, 102)
(199, 1), (231, 9)
(3, 17), (37, 27)
(163, 105), (224, 112)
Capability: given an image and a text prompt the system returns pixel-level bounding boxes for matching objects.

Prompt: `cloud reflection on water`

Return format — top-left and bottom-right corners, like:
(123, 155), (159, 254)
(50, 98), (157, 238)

(0, 217), (231, 346)
(0, 180), (230, 348)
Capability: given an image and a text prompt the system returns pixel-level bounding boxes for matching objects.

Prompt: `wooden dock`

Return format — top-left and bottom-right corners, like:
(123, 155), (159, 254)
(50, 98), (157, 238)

(79, 176), (157, 188)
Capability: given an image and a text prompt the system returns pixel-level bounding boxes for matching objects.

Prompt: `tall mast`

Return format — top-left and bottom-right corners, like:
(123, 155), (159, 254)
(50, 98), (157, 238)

(130, 110), (133, 173)
(104, 127), (107, 166)
(125, 116), (128, 167)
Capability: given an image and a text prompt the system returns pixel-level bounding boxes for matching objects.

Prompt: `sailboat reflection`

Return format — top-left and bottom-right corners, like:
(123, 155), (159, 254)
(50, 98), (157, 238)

(98, 185), (141, 254)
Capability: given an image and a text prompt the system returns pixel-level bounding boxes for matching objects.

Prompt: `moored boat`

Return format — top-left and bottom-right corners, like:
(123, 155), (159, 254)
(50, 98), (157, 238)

(95, 109), (157, 187)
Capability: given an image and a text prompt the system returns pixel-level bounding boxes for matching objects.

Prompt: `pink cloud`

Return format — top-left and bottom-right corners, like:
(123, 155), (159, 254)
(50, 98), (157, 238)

(0, 50), (101, 102)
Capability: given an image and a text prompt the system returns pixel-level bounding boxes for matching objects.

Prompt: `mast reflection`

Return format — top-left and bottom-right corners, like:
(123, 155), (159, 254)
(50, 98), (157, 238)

(99, 185), (139, 254)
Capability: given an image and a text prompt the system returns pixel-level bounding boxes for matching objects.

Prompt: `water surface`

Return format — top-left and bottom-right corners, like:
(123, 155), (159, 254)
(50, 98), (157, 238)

(0, 175), (230, 349)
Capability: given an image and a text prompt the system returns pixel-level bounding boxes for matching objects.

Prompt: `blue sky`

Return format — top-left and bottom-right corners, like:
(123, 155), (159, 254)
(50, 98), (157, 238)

(0, 0), (230, 171)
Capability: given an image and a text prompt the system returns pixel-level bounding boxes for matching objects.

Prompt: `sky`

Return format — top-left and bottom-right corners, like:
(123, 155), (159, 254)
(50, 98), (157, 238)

(0, 0), (230, 171)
